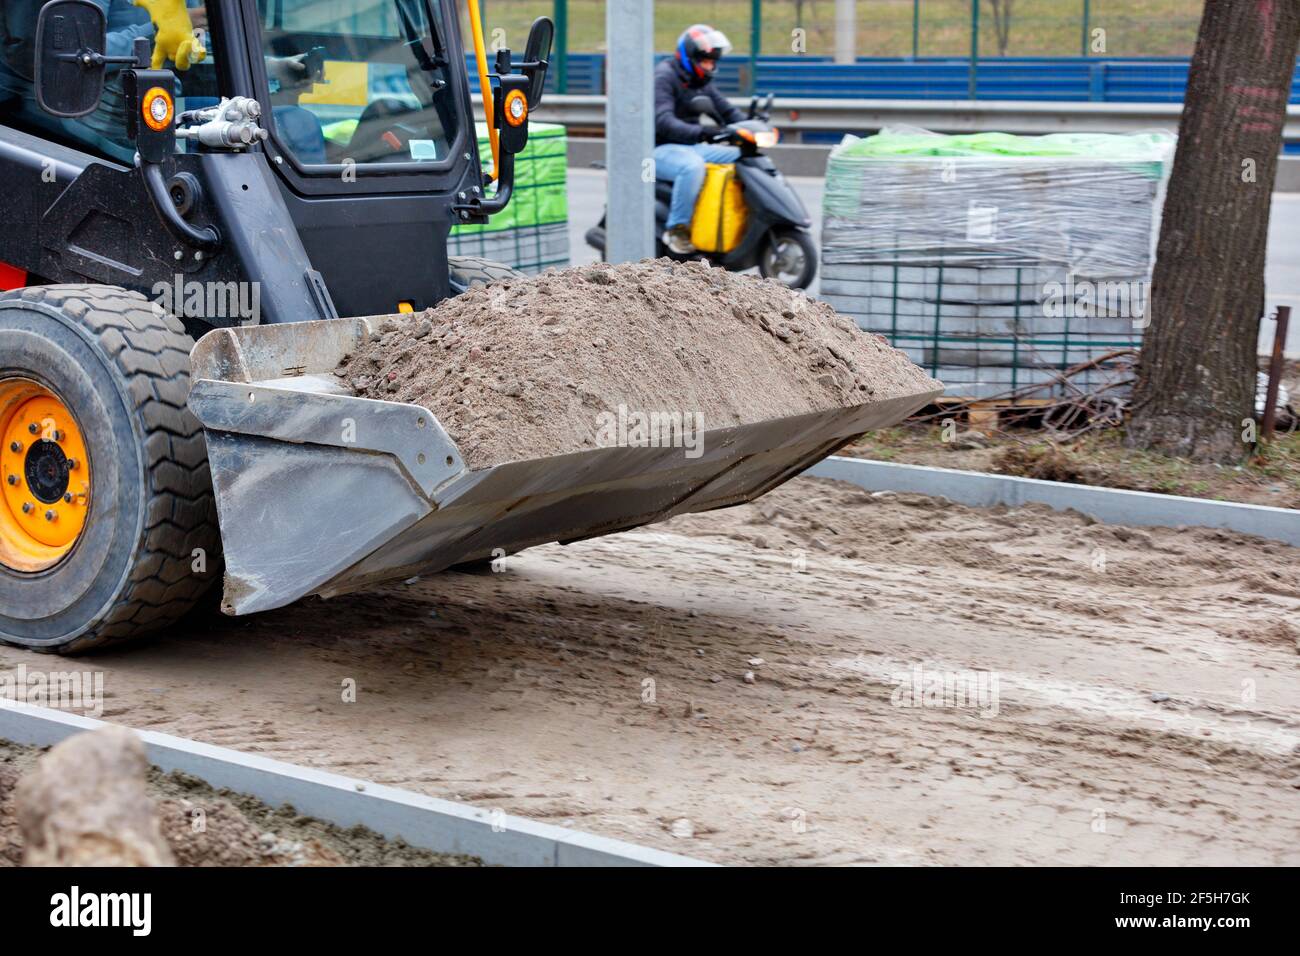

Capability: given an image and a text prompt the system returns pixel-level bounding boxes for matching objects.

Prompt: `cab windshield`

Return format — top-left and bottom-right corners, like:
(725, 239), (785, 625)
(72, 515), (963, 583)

(256, 0), (460, 167)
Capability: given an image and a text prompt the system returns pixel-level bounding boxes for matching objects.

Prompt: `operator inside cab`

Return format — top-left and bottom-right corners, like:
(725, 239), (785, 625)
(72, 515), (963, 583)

(0, 0), (455, 169)
(0, 0), (212, 162)
(654, 24), (745, 256)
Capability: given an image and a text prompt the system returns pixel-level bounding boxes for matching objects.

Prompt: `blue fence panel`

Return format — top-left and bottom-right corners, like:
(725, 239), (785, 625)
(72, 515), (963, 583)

(473, 53), (1300, 104)
(755, 62), (970, 99)
(975, 61), (1092, 100)
(1102, 61), (1191, 102)
(545, 52), (605, 94)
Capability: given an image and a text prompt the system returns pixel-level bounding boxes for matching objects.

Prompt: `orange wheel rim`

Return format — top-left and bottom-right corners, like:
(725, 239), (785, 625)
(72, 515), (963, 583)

(0, 380), (92, 573)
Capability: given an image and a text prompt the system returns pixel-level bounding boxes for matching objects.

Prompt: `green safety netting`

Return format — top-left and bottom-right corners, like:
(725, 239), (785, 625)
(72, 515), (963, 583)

(448, 122), (570, 272)
(453, 122), (568, 235)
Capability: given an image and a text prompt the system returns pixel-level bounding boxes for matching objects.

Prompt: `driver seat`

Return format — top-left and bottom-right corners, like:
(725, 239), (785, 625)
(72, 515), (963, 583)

(344, 97), (420, 162)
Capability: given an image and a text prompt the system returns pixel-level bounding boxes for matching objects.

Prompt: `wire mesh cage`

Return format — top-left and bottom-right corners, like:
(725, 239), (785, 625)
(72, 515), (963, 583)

(820, 128), (1174, 399)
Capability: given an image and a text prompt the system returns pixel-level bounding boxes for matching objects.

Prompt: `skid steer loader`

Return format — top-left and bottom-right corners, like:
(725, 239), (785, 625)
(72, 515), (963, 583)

(0, 0), (939, 654)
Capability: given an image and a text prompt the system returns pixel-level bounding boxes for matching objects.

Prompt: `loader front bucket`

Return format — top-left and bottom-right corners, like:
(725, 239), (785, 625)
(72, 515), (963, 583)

(189, 318), (940, 616)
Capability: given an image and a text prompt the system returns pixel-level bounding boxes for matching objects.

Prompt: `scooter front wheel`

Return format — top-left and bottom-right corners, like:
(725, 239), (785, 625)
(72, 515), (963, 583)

(758, 228), (818, 290)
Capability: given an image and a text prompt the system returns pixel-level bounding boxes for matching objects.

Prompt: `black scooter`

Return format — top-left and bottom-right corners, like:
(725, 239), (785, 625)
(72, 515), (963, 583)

(585, 93), (819, 290)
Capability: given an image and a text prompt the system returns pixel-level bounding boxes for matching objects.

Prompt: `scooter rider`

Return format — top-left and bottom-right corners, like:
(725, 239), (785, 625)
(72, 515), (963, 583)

(654, 24), (745, 255)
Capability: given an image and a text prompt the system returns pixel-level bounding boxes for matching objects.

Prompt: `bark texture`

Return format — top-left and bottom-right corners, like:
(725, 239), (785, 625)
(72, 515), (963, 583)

(1127, 0), (1300, 461)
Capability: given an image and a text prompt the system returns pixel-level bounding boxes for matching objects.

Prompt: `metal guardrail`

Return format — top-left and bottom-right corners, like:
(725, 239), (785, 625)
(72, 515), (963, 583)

(525, 53), (1300, 103)
(530, 95), (1300, 143)
(552, 98), (1300, 185)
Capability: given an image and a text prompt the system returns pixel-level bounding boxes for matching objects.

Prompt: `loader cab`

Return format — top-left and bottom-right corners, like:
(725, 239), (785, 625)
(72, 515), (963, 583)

(0, 0), (547, 320)
(2, 1), (468, 172)
(223, 0), (485, 317)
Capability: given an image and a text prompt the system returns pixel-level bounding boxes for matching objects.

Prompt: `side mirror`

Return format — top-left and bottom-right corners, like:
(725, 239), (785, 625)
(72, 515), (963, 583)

(35, 0), (108, 118)
(522, 17), (553, 108)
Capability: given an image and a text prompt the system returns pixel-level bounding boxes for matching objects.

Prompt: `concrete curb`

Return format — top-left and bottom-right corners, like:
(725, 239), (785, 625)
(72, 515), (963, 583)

(0, 701), (712, 867)
(805, 456), (1300, 547)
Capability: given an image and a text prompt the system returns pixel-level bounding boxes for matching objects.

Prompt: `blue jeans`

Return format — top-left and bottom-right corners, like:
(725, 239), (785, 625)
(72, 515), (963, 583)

(653, 143), (742, 229)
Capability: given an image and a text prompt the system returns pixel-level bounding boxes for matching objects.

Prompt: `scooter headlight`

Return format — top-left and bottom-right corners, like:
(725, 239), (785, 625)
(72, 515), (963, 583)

(753, 129), (779, 149)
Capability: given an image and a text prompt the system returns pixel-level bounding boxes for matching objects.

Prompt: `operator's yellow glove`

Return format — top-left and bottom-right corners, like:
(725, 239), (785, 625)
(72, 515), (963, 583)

(132, 0), (207, 71)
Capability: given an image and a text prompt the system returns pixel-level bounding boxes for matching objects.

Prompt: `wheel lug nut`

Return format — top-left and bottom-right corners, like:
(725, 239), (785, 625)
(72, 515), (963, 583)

(9, 441), (20, 453)
(21, 502), (33, 514)
(67, 458), (79, 470)
(52, 429), (64, 442)
(64, 493), (73, 503)
(6, 475), (16, 486)
(44, 510), (56, 522)
(27, 423), (37, 434)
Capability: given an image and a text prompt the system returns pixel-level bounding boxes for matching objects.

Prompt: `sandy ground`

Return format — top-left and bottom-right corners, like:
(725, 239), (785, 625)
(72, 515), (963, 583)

(1, 476), (1297, 866)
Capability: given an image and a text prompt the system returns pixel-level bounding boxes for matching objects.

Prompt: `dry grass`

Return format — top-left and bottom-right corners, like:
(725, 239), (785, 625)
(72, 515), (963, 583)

(467, 0), (1203, 58)
(847, 423), (1300, 508)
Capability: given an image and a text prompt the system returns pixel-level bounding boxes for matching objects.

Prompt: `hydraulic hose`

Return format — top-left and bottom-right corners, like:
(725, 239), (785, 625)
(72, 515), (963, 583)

(137, 158), (221, 253)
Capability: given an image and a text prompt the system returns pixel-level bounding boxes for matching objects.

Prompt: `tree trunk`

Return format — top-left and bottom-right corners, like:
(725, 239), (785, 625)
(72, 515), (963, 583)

(1126, 0), (1300, 462)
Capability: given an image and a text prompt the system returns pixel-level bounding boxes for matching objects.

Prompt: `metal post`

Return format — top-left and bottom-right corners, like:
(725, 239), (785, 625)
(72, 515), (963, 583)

(1081, 0), (1091, 57)
(1262, 305), (1291, 442)
(968, 0), (979, 99)
(554, 0), (568, 93)
(834, 0), (856, 65)
(912, 0), (920, 58)
(749, 0), (761, 95)
(605, 0), (655, 263)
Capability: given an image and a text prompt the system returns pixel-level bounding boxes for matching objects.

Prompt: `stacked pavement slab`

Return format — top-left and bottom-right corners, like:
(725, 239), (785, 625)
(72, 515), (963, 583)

(820, 129), (1174, 399)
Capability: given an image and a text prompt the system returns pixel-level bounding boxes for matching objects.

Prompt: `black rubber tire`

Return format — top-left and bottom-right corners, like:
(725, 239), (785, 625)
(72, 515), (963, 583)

(0, 285), (220, 654)
(447, 256), (525, 293)
(757, 227), (819, 290)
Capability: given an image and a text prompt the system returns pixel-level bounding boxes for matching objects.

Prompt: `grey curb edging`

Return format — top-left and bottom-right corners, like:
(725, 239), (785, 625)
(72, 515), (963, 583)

(805, 456), (1300, 547)
(0, 701), (712, 867)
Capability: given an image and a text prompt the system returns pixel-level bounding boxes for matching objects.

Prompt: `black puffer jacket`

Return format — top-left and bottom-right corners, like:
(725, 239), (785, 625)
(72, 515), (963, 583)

(653, 57), (744, 146)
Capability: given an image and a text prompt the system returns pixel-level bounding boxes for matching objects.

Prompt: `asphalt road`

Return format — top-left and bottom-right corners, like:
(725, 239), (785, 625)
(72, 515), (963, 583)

(566, 167), (1300, 357)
